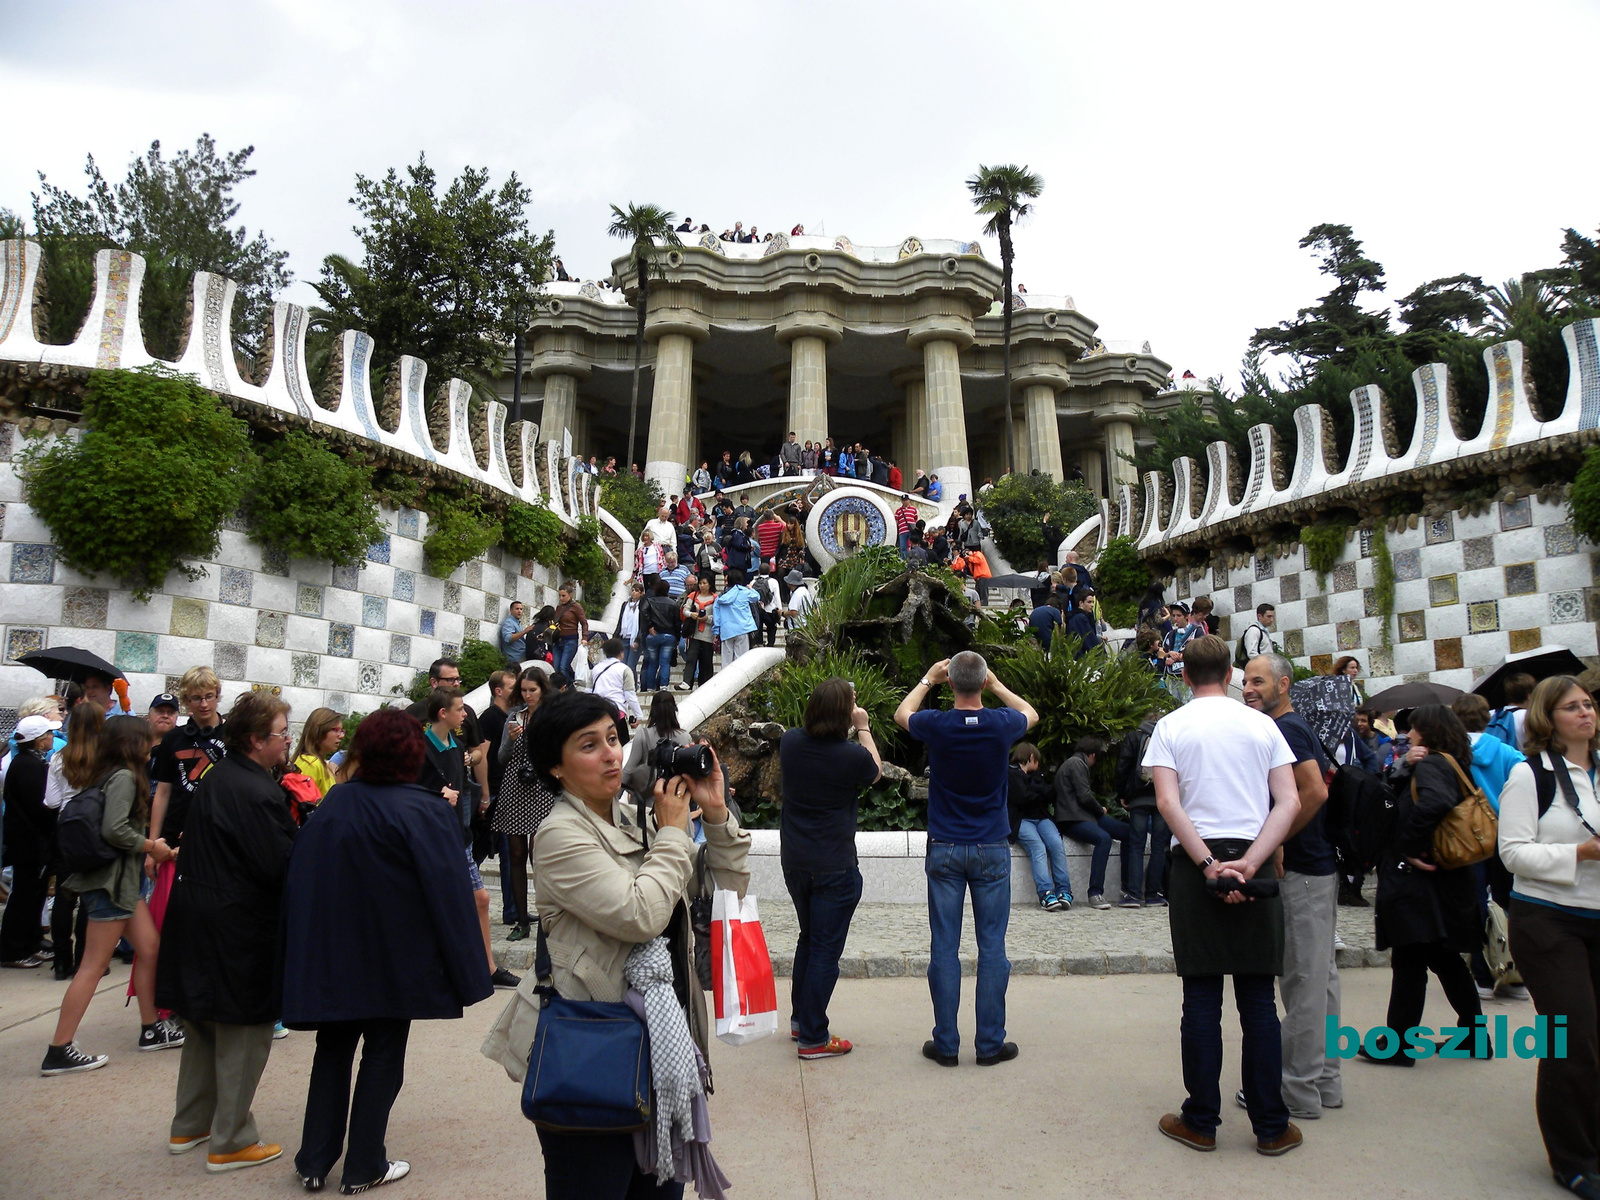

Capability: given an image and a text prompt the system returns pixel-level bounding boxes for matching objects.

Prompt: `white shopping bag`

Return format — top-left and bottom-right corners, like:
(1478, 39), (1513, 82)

(710, 888), (778, 1046)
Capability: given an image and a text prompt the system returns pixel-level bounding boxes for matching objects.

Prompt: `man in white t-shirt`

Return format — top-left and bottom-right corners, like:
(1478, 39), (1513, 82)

(1143, 633), (1304, 1158)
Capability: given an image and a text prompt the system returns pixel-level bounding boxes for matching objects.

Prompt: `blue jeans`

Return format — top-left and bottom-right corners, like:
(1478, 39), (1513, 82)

(1015, 819), (1071, 899)
(1180, 974), (1289, 1140)
(784, 866), (863, 1048)
(622, 643), (641, 673)
(552, 635), (580, 678)
(1058, 815), (1132, 897)
(642, 633), (676, 690)
(1126, 808), (1170, 901)
(925, 841), (1011, 1058)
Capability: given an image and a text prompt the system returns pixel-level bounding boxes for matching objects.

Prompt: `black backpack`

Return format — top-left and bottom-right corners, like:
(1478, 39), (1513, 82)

(1323, 763), (1400, 873)
(1117, 728), (1151, 800)
(55, 771), (120, 875)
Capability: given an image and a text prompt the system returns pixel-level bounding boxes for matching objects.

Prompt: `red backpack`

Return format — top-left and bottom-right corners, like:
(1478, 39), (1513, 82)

(281, 772), (323, 826)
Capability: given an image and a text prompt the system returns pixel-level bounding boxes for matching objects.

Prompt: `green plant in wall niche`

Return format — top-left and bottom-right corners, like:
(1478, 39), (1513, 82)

(422, 492), (502, 578)
(371, 467), (423, 510)
(562, 514), (614, 616)
(502, 499), (566, 567)
(1568, 445), (1600, 545)
(597, 471), (663, 535)
(244, 430), (384, 565)
(1094, 536), (1150, 605)
(18, 366), (252, 600)
(1299, 524), (1349, 590)
(1370, 523), (1395, 651)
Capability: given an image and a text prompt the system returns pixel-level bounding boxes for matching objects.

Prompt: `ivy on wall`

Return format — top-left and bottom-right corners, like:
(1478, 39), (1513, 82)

(421, 492), (502, 579)
(244, 430), (385, 565)
(563, 514), (614, 616)
(501, 499), (567, 567)
(1370, 523), (1395, 651)
(1299, 524), (1349, 590)
(1569, 445), (1600, 545)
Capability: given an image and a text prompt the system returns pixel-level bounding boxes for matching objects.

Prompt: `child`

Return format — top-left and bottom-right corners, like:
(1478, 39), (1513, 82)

(1007, 743), (1074, 910)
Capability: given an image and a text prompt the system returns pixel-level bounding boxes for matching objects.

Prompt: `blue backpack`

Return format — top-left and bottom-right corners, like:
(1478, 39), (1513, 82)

(1482, 708), (1519, 750)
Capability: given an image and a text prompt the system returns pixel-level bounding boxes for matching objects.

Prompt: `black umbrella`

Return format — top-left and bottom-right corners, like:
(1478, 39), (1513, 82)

(1471, 646), (1588, 711)
(16, 646), (125, 683)
(1363, 679), (1462, 712)
(987, 573), (1051, 591)
(1290, 675), (1356, 757)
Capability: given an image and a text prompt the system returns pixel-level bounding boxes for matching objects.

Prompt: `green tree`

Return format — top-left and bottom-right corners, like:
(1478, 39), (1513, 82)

(967, 164), (1044, 476)
(312, 155), (554, 398)
(607, 204), (681, 472)
(981, 472), (1096, 567)
(29, 135), (290, 360)
(1249, 223), (1390, 366)
(243, 430), (384, 565)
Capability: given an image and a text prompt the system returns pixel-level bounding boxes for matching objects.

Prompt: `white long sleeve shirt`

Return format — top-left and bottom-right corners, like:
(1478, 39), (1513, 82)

(590, 656), (643, 723)
(1499, 752), (1600, 911)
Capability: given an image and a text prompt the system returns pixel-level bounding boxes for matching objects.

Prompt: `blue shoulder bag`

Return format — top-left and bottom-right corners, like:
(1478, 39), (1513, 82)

(520, 922), (654, 1133)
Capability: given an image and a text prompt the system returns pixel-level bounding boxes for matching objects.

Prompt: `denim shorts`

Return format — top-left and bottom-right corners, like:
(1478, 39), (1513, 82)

(80, 887), (134, 923)
(466, 848), (484, 891)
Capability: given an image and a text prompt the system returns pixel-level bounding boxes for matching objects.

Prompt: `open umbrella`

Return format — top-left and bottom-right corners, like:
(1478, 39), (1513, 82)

(987, 573), (1052, 591)
(1471, 646), (1589, 711)
(1290, 675), (1356, 757)
(16, 646), (125, 684)
(1363, 679), (1462, 712)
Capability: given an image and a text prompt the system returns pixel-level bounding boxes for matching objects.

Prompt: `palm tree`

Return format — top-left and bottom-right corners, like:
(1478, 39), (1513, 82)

(1482, 273), (1566, 335)
(607, 204), (681, 472)
(967, 164), (1044, 476)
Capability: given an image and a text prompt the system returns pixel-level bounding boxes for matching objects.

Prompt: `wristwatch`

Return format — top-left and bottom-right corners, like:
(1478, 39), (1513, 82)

(1198, 854), (1216, 871)
(919, 677), (934, 688)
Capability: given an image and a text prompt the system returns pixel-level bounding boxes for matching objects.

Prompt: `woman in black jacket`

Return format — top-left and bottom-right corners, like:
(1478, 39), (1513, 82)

(156, 691), (298, 1171)
(0, 715), (59, 967)
(282, 709), (492, 1194)
(1365, 704), (1484, 1065)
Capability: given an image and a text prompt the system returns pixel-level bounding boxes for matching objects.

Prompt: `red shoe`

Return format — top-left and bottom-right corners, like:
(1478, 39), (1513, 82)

(798, 1036), (852, 1060)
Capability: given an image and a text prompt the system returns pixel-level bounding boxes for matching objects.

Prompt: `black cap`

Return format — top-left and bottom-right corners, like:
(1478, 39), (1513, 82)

(149, 693), (180, 711)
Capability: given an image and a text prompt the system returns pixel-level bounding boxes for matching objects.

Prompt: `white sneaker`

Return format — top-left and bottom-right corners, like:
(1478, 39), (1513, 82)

(1496, 983), (1531, 1001)
(1334, 934), (1347, 951)
(340, 1160), (411, 1194)
(1475, 984), (1495, 1000)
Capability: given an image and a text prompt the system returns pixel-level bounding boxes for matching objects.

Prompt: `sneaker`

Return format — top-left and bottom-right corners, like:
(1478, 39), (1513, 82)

(206, 1143), (283, 1173)
(1057, 893), (1073, 910)
(169, 1132), (211, 1155)
(976, 1042), (1019, 1066)
(921, 1039), (958, 1067)
(491, 967), (521, 990)
(798, 1036), (852, 1060)
(296, 1167), (327, 1192)
(41, 1041), (108, 1075)
(1118, 894), (1142, 908)
(340, 1159), (410, 1194)
(138, 1020), (184, 1052)
(273, 1021), (289, 1040)
(1497, 983), (1531, 1001)
(506, 924), (529, 941)
(1087, 893), (1111, 910)
(1555, 1171), (1600, 1199)
(1334, 934), (1347, 951)
(1144, 895), (1168, 907)
(1157, 1112), (1215, 1152)
(1257, 1123), (1304, 1156)
(1, 954), (46, 969)
(1476, 983), (1496, 1000)
(1038, 894), (1055, 911)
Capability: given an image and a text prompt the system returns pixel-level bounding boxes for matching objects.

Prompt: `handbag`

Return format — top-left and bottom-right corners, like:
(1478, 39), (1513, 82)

(519, 925), (654, 1133)
(1419, 752), (1498, 870)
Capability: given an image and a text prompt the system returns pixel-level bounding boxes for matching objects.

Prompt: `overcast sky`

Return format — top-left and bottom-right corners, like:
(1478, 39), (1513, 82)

(3, 0), (1596, 388)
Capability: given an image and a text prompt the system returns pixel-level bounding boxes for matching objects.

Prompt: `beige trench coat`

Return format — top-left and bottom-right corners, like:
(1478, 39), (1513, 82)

(481, 789), (752, 1082)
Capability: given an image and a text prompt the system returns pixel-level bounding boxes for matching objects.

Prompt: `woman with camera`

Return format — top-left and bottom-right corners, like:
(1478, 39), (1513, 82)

(516, 691), (750, 1198)
(493, 668), (558, 942)
(1364, 704), (1484, 1066)
(1498, 676), (1600, 1198)
(778, 679), (881, 1060)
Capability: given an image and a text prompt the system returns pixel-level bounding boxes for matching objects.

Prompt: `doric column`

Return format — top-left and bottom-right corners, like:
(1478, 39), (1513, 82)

(1093, 383), (1143, 492)
(1022, 383), (1065, 479)
(1102, 418), (1137, 490)
(541, 373), (577, 448)
(895, 368), (929, 481)
(921, 339), (971, 502)
(776, 311), (842, 448)
(644, 332), (696, 499)
(1010, 413), (1029, 479)
(1079, 445), (1106, 497)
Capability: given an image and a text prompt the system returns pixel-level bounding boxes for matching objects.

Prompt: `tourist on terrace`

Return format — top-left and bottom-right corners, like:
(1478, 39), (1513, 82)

(676, 217), (693, 232)
(1009, 742), (1073, 911)
(837, 445), (854, 477)
(821, 438), (837, 474)
(553, 257), (570, 282)
(715, 451), (736, 489)
(802, 440), (819, 472)
(1147, 634), (1302, 1156)
(712, 569), (762, 668)
(736, 451), (757, 482)
(781, 431), (804, 475)
(910, 467), (930, 496)
(780, 677), (881, 1059)
(508, 690), (748, 1199)
(925, 473), (943, 501)
(283, 709), (492, 1195)
(896, 653), (1037, 1067)
(156, 691), (298, 1173)
(550, 584), (589, 679)
(692, 461), (712, 492)
(494, 668), (556, 940)
(603, 457), (617, 475)
(888, 461), (902, 489)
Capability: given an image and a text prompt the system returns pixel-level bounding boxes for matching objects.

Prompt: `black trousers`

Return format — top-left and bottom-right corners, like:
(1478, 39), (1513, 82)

(49, 871), (88, 974)
(0, 841), (47, 961)
(1510, 899), (1600, 1179)
(681, 640), (714, 687)
(1384, 940), (1482, 1034)
(537, 1128), (683, 1200)
(295, 1019), (411, 1188)
(758, 609), (778, 648)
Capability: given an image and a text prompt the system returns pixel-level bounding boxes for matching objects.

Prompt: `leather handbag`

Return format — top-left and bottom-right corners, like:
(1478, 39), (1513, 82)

(520, 993), (653, 1133)
(1420, 752), (1498, 870)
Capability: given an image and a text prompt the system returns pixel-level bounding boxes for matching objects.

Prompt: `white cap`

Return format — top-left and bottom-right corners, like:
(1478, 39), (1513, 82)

(15, 714), (62, 742)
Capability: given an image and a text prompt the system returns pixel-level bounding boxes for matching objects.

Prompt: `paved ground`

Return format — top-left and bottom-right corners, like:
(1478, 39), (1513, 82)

(0, 963), (1556, 1199)
(487, 878), (1391, 977)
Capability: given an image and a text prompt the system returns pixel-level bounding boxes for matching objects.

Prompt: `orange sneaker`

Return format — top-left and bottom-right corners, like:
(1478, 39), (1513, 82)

(206, 1143), (283, 1173)
(168, 1132), (210, 1155)
(798, 1036), (853, 1060)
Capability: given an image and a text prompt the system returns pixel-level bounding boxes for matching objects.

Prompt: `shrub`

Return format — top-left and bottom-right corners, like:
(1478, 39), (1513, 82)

(244, 430), (384, 565)
(988, 638), (1173, 765)
(1570, 446), (1600, 546)
(563, 514), (614, 616)
(502, 499), (566, 566)
(801, 545), (910, 640)
(1099, 597), (1138, 629)
(1094, 535), (1149, 602)
(18, 366), (252, 599)
(597, 470), (663, 534)
(982, 472), (1098, 567)
(748, 647), (905, 751)
(1299, 524), (1348, 590)
(422, 492), (502, 578)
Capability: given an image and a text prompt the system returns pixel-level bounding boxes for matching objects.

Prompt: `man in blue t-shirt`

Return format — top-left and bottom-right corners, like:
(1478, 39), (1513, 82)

(895, 651), (1038, 1067)
(1242, 652), (1338, 1121)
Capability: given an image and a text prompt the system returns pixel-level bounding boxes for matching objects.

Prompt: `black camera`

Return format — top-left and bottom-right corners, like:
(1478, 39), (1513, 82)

(650, 741), (714, 783)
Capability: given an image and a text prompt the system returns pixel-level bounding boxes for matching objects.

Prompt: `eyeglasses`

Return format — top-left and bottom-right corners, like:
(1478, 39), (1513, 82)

(435, 676), (461, 685)
(268, 730), (292, 741)
(1557, 701), (1597, 715)
(188, 692), (219, 704)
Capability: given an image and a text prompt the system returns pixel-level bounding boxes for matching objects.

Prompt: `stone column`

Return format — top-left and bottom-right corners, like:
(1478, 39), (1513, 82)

(776, 311), (842, 450)
(1022, 383), (1065, 479)
(1010, 413), (1029, 479)
(1102, 418), (1137, 491)
(644, 332), (696, 499)
(1079, 445), (1106, 497)
(920, 338), (972, 502)
(541, 373), (577, 448)
(896, 370), (929, 480)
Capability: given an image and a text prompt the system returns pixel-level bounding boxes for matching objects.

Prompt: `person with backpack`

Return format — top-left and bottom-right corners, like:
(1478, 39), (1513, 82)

(753, 562), (782, 648)
(42, 716), (178, 1075)
(1364, 704), (1485, 1067)
(1235, 603), (1277, 668)
(1117, 712), (1168, 907)
(1485, 672), (1537, 752)
(291, 708), (343, 800)
(1451, 693), (1527, 1000)
(1497, 676), (1600, 1199)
